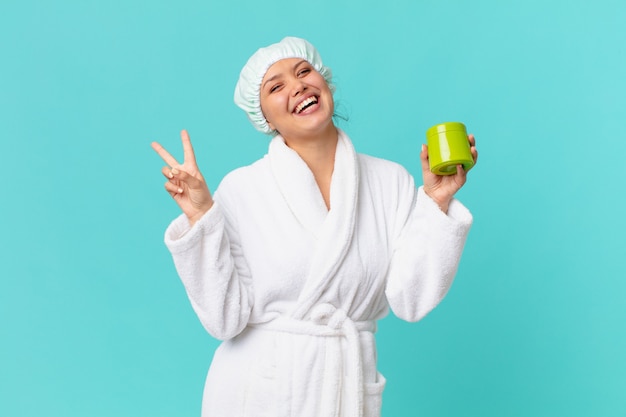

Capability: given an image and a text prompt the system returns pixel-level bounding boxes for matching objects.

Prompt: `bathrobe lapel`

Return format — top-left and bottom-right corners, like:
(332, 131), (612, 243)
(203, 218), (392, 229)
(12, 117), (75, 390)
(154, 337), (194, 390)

(268, 136), (329, 238)
(268, 130), (359, 320)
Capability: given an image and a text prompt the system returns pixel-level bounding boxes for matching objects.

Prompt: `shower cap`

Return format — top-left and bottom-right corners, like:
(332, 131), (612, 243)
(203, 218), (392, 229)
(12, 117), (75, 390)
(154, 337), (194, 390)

(234, 36), (334, 135)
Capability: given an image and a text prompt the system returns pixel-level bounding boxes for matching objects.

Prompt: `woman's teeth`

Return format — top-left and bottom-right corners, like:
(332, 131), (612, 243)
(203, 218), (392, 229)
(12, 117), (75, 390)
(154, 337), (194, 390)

(295, 97), (318, 114)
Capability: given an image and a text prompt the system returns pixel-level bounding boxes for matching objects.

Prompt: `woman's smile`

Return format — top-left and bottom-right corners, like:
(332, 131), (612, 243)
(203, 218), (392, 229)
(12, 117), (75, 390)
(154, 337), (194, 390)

(294, 95), (319, 114)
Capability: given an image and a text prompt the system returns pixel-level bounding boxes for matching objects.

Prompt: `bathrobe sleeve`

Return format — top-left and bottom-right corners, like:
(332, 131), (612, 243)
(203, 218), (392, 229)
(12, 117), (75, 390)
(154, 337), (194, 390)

(164, 197), (253, 341)
(385, 168), (473, 323)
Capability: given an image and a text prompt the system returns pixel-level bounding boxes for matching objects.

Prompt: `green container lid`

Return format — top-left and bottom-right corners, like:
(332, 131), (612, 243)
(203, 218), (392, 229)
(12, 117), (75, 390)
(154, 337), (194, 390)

(426, 122), (467, 138)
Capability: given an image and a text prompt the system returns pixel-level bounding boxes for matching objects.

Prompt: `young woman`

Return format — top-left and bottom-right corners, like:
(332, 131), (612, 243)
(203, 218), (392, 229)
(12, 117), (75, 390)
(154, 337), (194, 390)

(152, 37), (477, 417)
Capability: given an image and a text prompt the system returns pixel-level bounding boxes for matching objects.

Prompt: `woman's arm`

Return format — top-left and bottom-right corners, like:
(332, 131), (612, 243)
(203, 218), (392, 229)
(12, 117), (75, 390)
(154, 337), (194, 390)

(164, 204), (253, 341)
(385, 133), (477, 321)
(153, 130), (253, 340)
(385, 186), (472, 322)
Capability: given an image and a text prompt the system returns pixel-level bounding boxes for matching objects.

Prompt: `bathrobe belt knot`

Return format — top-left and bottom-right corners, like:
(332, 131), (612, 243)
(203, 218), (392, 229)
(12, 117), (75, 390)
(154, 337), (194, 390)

(250, 303), (375, 417)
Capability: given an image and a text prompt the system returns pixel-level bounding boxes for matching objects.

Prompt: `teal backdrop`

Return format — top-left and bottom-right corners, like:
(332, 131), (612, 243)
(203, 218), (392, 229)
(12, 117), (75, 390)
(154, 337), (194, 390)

(2, 0), (625, 416)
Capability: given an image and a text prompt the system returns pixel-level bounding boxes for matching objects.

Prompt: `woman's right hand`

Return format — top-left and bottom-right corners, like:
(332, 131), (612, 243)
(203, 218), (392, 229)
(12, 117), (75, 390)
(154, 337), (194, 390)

(151, 130), (214, 226)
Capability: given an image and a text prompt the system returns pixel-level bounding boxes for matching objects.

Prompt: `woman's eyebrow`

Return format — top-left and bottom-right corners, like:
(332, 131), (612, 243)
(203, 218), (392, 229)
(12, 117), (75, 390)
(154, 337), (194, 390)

(293, 59), (308, 69)
(263, 74), (282, 89)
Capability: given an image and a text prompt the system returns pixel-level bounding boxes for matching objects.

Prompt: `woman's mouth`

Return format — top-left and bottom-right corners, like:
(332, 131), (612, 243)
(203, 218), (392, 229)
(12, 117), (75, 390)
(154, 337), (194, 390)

(294, 96), (319, 114)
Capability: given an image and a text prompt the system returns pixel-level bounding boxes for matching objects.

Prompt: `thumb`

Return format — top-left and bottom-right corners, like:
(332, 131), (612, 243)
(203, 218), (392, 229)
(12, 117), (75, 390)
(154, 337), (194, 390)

(171, 168), (204, 189)
(420, 144), (431, 173)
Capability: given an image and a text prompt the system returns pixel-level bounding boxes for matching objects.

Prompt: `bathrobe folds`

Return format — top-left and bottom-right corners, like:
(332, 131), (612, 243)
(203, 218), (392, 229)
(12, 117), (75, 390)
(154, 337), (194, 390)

(164, 130), (472, 417)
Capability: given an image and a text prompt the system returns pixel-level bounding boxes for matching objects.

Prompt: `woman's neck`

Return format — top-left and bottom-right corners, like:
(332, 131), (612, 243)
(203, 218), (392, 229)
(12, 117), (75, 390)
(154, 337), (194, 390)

(283, 124), (339, 210)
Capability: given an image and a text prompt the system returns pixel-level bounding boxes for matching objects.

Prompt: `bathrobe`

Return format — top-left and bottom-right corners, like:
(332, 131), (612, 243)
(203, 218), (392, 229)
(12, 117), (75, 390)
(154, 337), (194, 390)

(164, 129), (472, 417)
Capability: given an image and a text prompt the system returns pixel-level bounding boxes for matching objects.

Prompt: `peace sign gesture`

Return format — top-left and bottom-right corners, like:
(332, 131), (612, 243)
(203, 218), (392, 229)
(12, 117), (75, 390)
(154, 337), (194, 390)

(151, 130), (214, 226)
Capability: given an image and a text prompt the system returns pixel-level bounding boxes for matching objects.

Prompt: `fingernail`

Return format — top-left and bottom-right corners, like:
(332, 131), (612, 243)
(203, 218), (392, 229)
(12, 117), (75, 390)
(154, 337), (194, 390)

(171, 168), (179, 175)
(177, 188), (183, 193)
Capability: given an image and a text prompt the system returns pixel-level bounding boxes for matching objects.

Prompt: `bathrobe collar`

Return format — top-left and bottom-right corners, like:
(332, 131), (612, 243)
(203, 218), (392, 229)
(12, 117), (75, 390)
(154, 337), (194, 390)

(268, 129), (359, 319)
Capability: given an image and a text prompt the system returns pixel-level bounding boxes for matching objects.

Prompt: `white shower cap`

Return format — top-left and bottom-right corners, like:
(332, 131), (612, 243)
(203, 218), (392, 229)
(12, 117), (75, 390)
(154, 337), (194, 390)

(234, 36), (334, 135)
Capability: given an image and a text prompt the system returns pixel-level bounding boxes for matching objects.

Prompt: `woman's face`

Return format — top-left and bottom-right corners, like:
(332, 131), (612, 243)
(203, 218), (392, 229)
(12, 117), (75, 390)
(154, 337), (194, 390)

(260, 58), (334, 138)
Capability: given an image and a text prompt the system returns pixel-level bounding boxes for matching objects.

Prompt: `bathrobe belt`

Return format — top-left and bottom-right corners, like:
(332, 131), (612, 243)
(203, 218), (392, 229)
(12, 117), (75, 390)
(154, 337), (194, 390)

(250, 303), (376, 417)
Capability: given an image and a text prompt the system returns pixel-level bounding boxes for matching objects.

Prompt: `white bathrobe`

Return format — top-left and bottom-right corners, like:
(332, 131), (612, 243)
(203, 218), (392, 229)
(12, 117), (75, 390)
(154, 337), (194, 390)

(164, 130), (472, 417)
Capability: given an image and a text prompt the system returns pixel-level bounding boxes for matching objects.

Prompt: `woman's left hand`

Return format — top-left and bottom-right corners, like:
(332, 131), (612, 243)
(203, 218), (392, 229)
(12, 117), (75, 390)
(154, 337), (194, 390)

(421, 134), (478, 213)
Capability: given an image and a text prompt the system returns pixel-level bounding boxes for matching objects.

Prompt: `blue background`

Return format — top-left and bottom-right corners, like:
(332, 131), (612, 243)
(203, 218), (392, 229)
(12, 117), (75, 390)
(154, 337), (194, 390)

(2, 0), (625, 415)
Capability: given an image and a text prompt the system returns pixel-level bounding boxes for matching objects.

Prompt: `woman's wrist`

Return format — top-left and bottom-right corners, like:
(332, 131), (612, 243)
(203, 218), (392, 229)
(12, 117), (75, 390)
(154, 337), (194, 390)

(188, 201), (214, 227)
(424, 189), (451, 214)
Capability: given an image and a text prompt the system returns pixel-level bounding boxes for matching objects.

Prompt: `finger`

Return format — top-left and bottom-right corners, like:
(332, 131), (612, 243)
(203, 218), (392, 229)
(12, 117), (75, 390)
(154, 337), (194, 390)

(467, 134), (478, 164)
(151, 141), (181, 168)
(453, 165), (468, 189)
(181, 130), (198, 165)
(420, 144), (431, 172)
(161, 166), (175, 179)
(171, 167), (204, 189)
(164, 181), (184, 196)
(456, 164), (467, 177)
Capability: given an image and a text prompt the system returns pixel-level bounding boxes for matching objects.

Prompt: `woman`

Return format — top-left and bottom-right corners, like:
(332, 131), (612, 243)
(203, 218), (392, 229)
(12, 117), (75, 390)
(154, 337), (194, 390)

(152, 37), (477, 417)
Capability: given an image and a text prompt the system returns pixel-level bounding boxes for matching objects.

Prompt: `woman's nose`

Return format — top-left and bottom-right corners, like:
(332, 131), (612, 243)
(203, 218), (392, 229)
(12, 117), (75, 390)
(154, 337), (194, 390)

(290, 80), (307, 96)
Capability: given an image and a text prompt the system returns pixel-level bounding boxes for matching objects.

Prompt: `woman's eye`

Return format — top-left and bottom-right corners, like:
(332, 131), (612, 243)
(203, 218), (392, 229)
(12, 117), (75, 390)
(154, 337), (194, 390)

(269, 84), (282, 93)
(297, 68), (311, 77)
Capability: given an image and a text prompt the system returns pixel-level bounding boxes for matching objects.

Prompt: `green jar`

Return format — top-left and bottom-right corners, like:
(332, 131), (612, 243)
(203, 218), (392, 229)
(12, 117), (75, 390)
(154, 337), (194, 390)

(425, 122), (474, 175)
